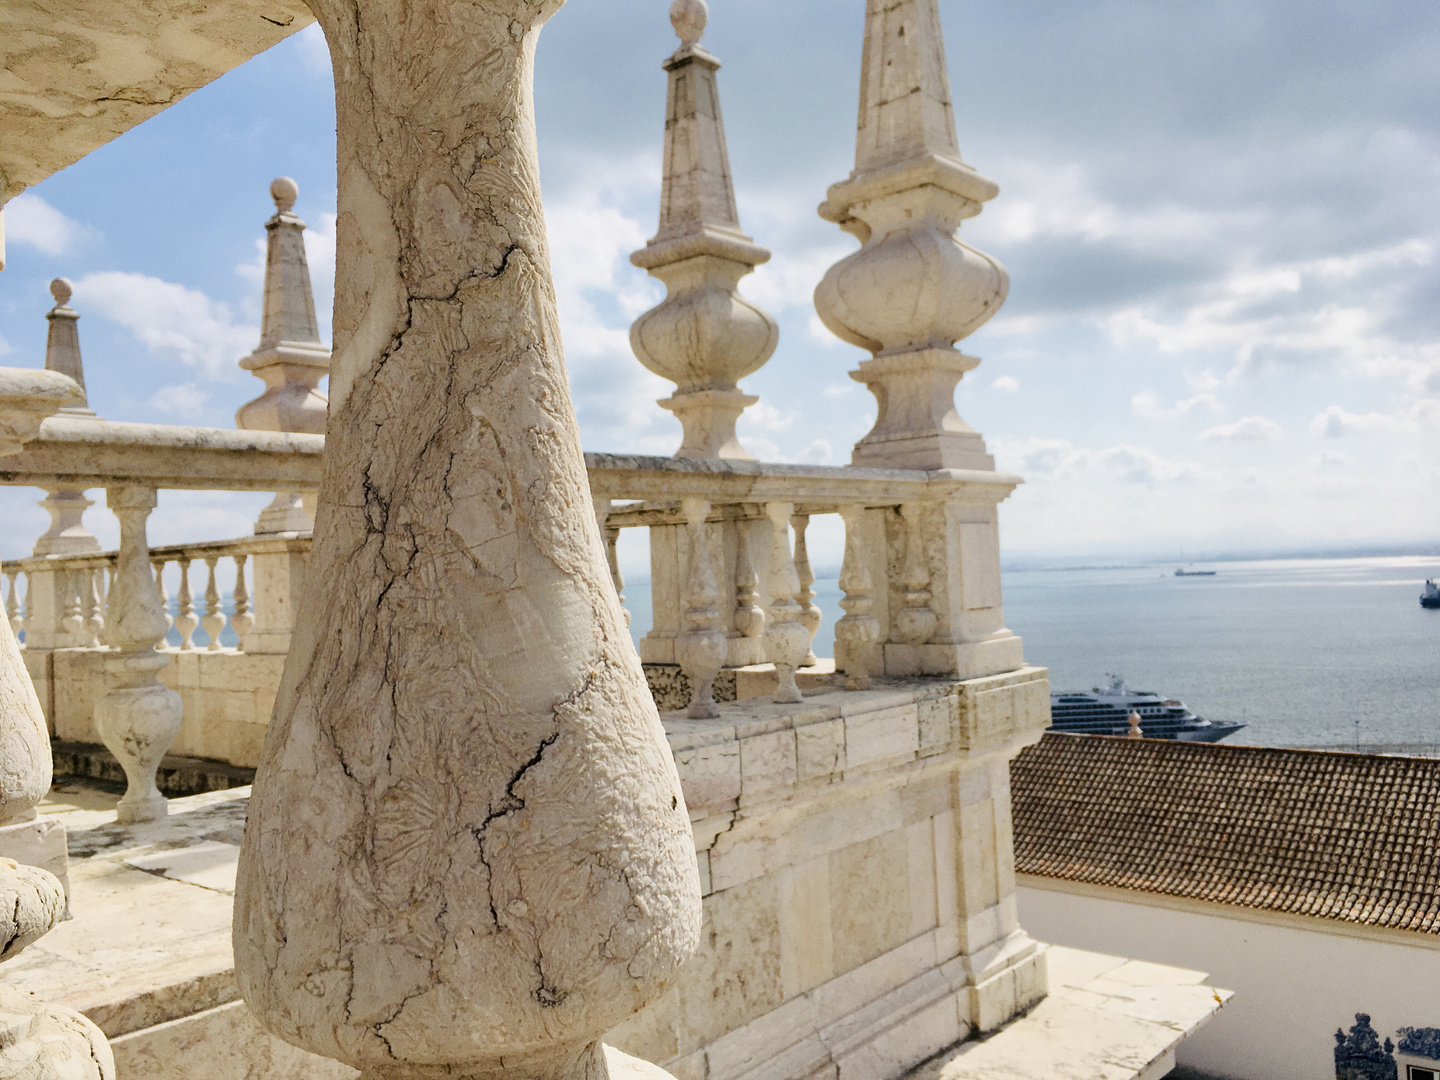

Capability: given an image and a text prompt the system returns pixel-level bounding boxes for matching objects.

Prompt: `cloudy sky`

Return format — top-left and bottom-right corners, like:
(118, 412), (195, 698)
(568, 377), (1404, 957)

(2, 0), (1438, 568)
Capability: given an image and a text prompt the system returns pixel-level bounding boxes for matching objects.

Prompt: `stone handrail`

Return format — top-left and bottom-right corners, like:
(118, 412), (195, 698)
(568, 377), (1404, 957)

(4, 444), (1023, 732)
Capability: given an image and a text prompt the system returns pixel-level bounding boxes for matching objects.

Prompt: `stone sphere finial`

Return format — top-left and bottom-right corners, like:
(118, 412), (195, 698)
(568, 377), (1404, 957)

(270, 176), (299, 213)
(49, 278), (72, 307)
(670, 0), (707, 48)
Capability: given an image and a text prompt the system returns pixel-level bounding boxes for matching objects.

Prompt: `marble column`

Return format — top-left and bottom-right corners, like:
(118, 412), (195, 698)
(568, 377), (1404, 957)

(234, 3), (703, 1078)
(630, 0), (778, 461)
(815, 0), (1007, 471)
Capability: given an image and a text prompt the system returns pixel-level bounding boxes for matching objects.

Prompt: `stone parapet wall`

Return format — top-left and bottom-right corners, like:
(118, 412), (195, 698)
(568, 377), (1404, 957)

(15, 670), (1051, 1080)
(609, 669), (1052, 1080)
(26, 648), (279, 768)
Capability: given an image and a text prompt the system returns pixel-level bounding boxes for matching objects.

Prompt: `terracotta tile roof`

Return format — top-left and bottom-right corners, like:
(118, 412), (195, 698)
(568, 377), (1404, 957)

(1010, 734), (1440, 935)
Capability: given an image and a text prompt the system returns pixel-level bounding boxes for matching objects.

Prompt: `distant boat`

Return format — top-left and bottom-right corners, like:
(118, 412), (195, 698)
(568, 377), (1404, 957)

(1423, 579), (1440, 610)
(1175, 567), (1217, 577)
(1050, 676), (1245, 742)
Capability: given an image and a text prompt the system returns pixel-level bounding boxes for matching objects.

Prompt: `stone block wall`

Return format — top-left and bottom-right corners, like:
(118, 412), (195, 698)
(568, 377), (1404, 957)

(607, 668), (1051, 1080)
(25, 648), (279, 768)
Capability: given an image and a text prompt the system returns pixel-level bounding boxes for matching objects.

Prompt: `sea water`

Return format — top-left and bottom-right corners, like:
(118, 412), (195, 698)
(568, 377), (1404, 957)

(625, 555), (1440, 753)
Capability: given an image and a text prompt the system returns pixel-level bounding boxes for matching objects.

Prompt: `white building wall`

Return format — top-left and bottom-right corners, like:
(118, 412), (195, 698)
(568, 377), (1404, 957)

(1018, 881), (1440, 1080)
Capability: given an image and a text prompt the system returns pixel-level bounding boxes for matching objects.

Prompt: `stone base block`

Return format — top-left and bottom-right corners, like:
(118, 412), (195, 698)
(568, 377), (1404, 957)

(963, 938), (1048, 1033)
(644, 662), (840, 713)
(884, 635), (1025, 681)
(0, 815), (70, 905)
(851, 430), (995, 473)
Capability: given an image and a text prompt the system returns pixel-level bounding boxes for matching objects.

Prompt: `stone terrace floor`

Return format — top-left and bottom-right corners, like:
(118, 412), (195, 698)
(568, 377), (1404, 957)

(10, 781), (1228, 1080)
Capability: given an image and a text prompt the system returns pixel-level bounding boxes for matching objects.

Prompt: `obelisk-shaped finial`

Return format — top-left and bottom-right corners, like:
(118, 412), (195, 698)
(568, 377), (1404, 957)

(237, 178), (330, 534)
(44, 278), (93, 416)
(815, 0), (1007, 470)
(236, 177), (329, 437)
(629, 0), (778, 460)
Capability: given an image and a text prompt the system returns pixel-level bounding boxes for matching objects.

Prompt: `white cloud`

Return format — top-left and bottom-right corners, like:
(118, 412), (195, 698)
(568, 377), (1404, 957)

(150, 383), (210, 415)
(1309, 406), (1396, 438)
(75, 272), (258, 377)
(794, 439), (834, 465)
(1133, 390), (1221, 418)
(992, 375), (1020, 392)
(996, 436), (1202, 486)
(740, 402), (794, 433)
(1201, 416), (1282, 443)
(0, 333), (12, 358)
(3, 192), (89, 255)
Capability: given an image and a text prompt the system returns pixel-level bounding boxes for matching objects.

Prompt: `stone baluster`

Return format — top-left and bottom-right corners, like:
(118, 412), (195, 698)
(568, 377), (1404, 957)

(675, 497), (727, 718)
(5, 570), (22, 640)
(173, 557), (198, 650)
(791, 512), (822, 667)
(237, 177), (331, 536)
(0, 366), (113, 1070)
(84, 567), (105, 648)
(629, 0), (778, 460)
(96, 487), (182, 824)
(593, 496), (630, 629)
(231, 554), (254, 646)
(763, 501), (809, 704)
(233, 2), (702, 1077)
(201, 556), (225, 650)
(152, 559), (174, 641)
(0, 365), (84, 906)
(893, 503), (938, 647)
(835, 504), (881, 690)
(815, 0), (1005, 472)
(733, 517), (764, 639)
(61, 569), (84, 641)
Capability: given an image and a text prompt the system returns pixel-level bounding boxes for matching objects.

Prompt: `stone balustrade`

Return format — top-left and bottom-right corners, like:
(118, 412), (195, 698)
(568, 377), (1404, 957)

(4, 450), (1023, 776)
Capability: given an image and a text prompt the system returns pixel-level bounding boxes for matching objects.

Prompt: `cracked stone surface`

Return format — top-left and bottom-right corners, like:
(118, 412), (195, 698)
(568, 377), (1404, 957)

(233, 1), (703, 1076)
(0, 859), (115, 1079)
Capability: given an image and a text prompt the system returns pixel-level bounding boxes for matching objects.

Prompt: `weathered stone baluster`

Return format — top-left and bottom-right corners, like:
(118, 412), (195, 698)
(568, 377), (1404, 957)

(61, 568), (84, 641)
(0, 364), (83, 907)
(675, 497), (727, 718)
(152, 559), (173, 642)
(201, 556), (225, 650)
(894, 502), (938, 647)
(233, 2), (702, 1076)
(835, 504), (880, 690)
(791, 512), (822, 667)
(96, 487), (182, 824)
(733, 517), (764, 639)
(5, 570), (21, 640)
(84, 566), (105, 647)
(0, 366), (113, 1071)
(594, 496), (630, 629)
(763, 501), (809, 704)
(230, 554), (254, 646)
(173, 557), (198, 650)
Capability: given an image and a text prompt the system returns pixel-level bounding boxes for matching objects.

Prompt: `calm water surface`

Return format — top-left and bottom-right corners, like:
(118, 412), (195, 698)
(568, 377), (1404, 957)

(628, 556), (1440, 752)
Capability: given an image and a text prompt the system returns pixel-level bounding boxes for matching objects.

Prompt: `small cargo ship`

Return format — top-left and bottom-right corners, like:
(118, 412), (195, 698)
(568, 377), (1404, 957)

(1175, 567), (1217, 577)
(1423, 579), (1440, 610)
(1050, 676), (1245, 742)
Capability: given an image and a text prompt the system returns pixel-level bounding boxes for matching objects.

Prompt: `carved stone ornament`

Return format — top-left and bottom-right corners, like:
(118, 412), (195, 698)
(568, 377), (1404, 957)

(815, 0), (1006, 471)
(630, 0), (778, 460)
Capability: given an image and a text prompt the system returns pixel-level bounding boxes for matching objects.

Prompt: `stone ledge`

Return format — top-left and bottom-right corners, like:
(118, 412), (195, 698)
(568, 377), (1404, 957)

(904, 948), (1231, 1080)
